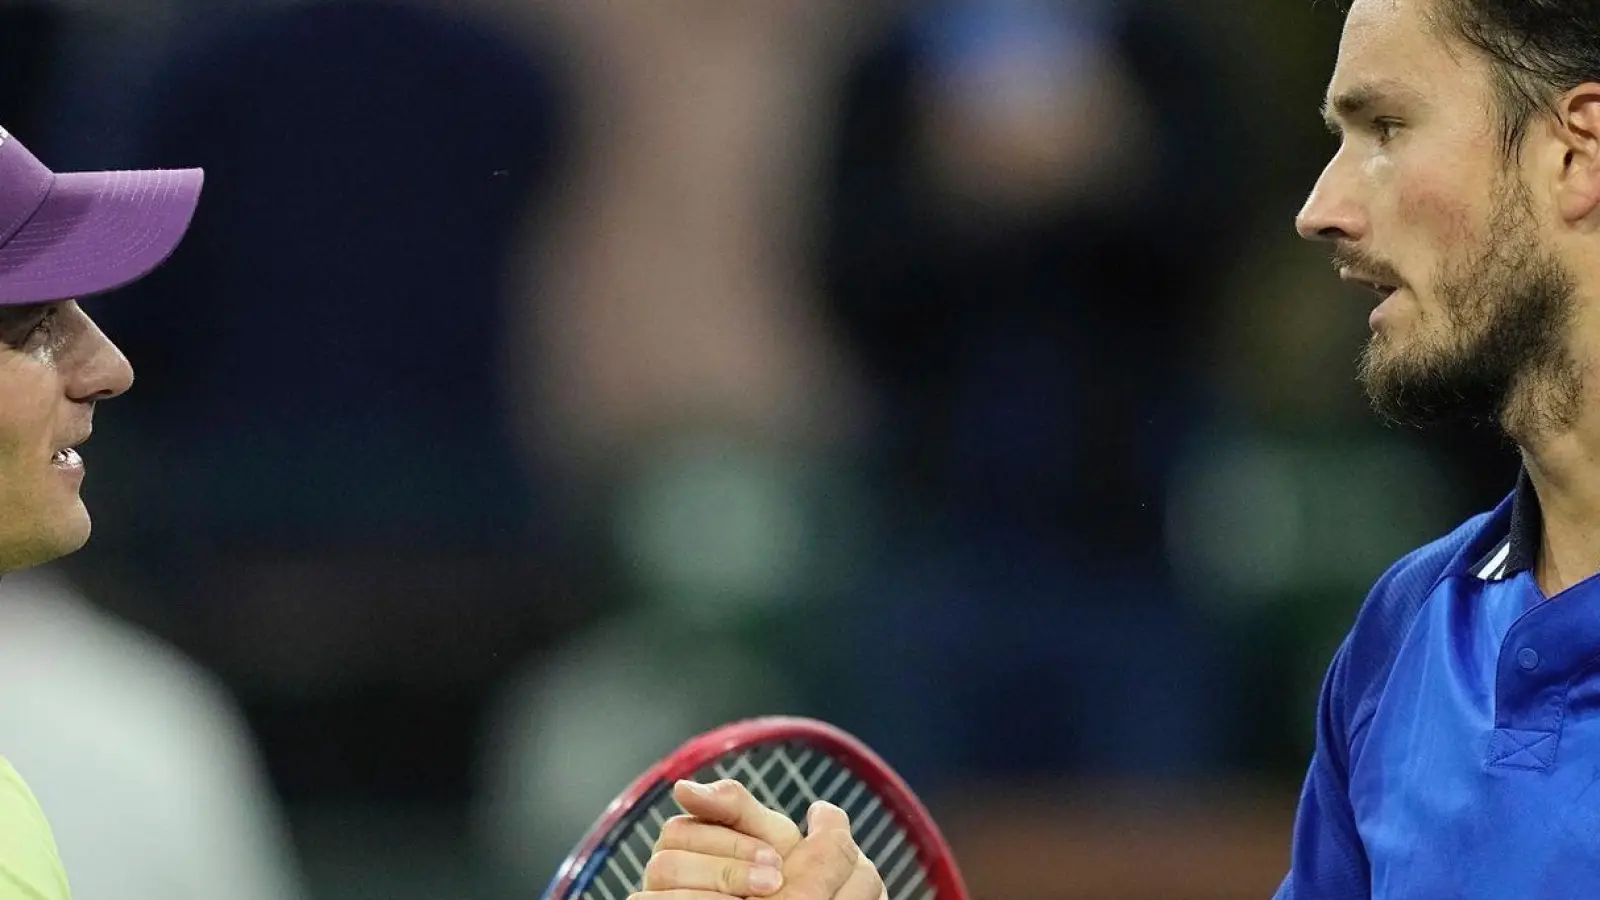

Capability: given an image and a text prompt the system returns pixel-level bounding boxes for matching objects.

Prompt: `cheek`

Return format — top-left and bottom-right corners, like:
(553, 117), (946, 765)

(0, 371), (59, 473)
(1384, 180), (1489, 325)
(0, 435), (43, 551)
(1388, 145), (1495, 250)
(1395, 179), (1478, 249)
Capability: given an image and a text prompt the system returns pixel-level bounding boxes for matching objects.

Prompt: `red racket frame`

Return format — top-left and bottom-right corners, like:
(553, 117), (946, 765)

(541, 716), (968, 900)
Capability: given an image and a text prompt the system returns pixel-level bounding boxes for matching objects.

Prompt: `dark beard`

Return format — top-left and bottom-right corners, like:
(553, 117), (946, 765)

(1355, 184), (1580, 437)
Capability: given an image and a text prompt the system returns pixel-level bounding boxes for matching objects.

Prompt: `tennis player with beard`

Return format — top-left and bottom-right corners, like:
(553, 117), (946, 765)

(633, 0), (1600, 898)
(0, 125), (201, 899)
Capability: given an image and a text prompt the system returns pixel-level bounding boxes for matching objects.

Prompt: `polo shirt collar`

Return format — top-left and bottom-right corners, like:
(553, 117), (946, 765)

(1474, 469), (1539, 582)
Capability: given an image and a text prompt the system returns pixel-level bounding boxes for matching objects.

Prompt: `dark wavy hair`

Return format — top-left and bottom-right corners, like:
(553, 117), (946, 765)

(1427, 0), (1600, 158)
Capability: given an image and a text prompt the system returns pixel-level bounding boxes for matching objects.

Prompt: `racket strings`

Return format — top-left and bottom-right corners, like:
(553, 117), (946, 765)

(574, 742), (936, 900)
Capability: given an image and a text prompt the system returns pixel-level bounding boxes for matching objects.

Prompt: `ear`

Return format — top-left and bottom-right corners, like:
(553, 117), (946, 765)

(1552, 83), (1600, 224)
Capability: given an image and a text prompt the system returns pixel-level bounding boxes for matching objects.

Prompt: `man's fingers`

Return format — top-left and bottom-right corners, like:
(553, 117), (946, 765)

(776, 802), (863, 900)
(642, 799), (874, 900)
(627, 892), (742, 900)
(673, 780), (804, 855)
(654, 815), (784, 868)
(642, 849), (784, 897)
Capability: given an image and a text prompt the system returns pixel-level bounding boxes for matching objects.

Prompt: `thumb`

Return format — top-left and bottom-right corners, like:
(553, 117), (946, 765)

(805, 801), (851, 836)
(774, 802), (861, 900)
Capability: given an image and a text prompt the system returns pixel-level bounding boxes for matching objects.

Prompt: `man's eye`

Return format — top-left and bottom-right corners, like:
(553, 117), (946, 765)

(1374, 118), (1403, 144)
(22, 307), (57, 344)
(0, 305), (59, 348)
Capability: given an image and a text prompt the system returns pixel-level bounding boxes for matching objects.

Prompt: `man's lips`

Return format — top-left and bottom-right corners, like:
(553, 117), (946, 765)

(51, 430), (90, 466)
(1340, 268), (1401, 301)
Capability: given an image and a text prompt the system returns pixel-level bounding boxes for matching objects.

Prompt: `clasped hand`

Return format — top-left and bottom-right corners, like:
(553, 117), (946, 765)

(630, 779), (886, 900)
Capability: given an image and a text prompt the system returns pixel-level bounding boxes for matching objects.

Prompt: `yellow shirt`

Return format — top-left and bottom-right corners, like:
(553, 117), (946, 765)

(0, 758), (70, 900)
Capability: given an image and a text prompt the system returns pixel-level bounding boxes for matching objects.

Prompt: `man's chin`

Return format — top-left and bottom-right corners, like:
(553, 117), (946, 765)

(57, 506), (92, 556)
(1364, 390), (1455, 428)
(0, 511), (92, 574)
(1361, 348), (1447, 426)
(1360, 361), (1506, 429)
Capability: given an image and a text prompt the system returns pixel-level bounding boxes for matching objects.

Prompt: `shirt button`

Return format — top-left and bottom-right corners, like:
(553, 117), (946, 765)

(1518, 647), (1541, 671)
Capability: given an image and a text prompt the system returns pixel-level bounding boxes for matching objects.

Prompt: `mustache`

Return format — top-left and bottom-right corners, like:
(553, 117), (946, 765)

(1331, 245), (1404, 286)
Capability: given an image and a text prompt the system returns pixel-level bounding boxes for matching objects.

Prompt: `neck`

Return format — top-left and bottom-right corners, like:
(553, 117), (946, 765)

(1516, 445), (1600, 589)
(1521, 416), (1600, 594)
(1515, 293), (1600, 595)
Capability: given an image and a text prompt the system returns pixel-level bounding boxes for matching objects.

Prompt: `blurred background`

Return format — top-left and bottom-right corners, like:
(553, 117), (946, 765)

(0, 1), (1522, 898)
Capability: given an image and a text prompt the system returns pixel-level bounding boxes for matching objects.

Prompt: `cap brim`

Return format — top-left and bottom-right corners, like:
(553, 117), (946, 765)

(0, 167), (204, 306)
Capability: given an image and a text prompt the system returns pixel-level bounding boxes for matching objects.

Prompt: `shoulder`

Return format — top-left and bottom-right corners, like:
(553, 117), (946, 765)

(1332, 498), (1511, 740)
(1358, 490), (1509, 631)
(0, 757), (72, 900)
(1354, 507), (1497, 644)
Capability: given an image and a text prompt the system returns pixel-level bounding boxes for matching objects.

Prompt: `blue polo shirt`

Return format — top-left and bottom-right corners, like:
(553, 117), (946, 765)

(1276, 472), (1600, 898)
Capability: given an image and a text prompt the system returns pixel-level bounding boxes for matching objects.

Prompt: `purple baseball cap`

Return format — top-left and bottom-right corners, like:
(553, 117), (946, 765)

(0, 125), (203, 306)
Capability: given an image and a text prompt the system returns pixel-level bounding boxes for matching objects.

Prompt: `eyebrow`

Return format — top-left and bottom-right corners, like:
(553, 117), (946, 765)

(1322, 80), (1424, 130)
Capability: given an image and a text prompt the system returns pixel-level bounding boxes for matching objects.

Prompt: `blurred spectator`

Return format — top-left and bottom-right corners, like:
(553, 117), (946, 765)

(811, 0), (1253, 793)
(0, 567), (308, 900)
(89, 0), (563, 559)
(59, 0), (577, 704)
(505, 0), (874, 470)
(13, 0), (184, 170)
(473, 0), (886, 886)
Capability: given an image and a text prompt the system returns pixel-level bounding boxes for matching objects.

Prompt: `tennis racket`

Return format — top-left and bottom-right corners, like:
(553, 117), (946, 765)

(540, 715), (968, 900)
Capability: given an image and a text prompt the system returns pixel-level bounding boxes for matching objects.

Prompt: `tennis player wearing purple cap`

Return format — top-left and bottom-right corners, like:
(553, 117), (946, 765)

(0, 125), (202, 899)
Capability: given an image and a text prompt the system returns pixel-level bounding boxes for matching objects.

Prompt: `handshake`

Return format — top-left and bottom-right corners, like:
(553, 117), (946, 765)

(539, 718), (957, 900)
(633, 778), (887, 900)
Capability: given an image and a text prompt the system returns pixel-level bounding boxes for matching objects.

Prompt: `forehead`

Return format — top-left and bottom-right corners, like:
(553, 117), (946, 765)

(1329, 0), (1482, 103)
